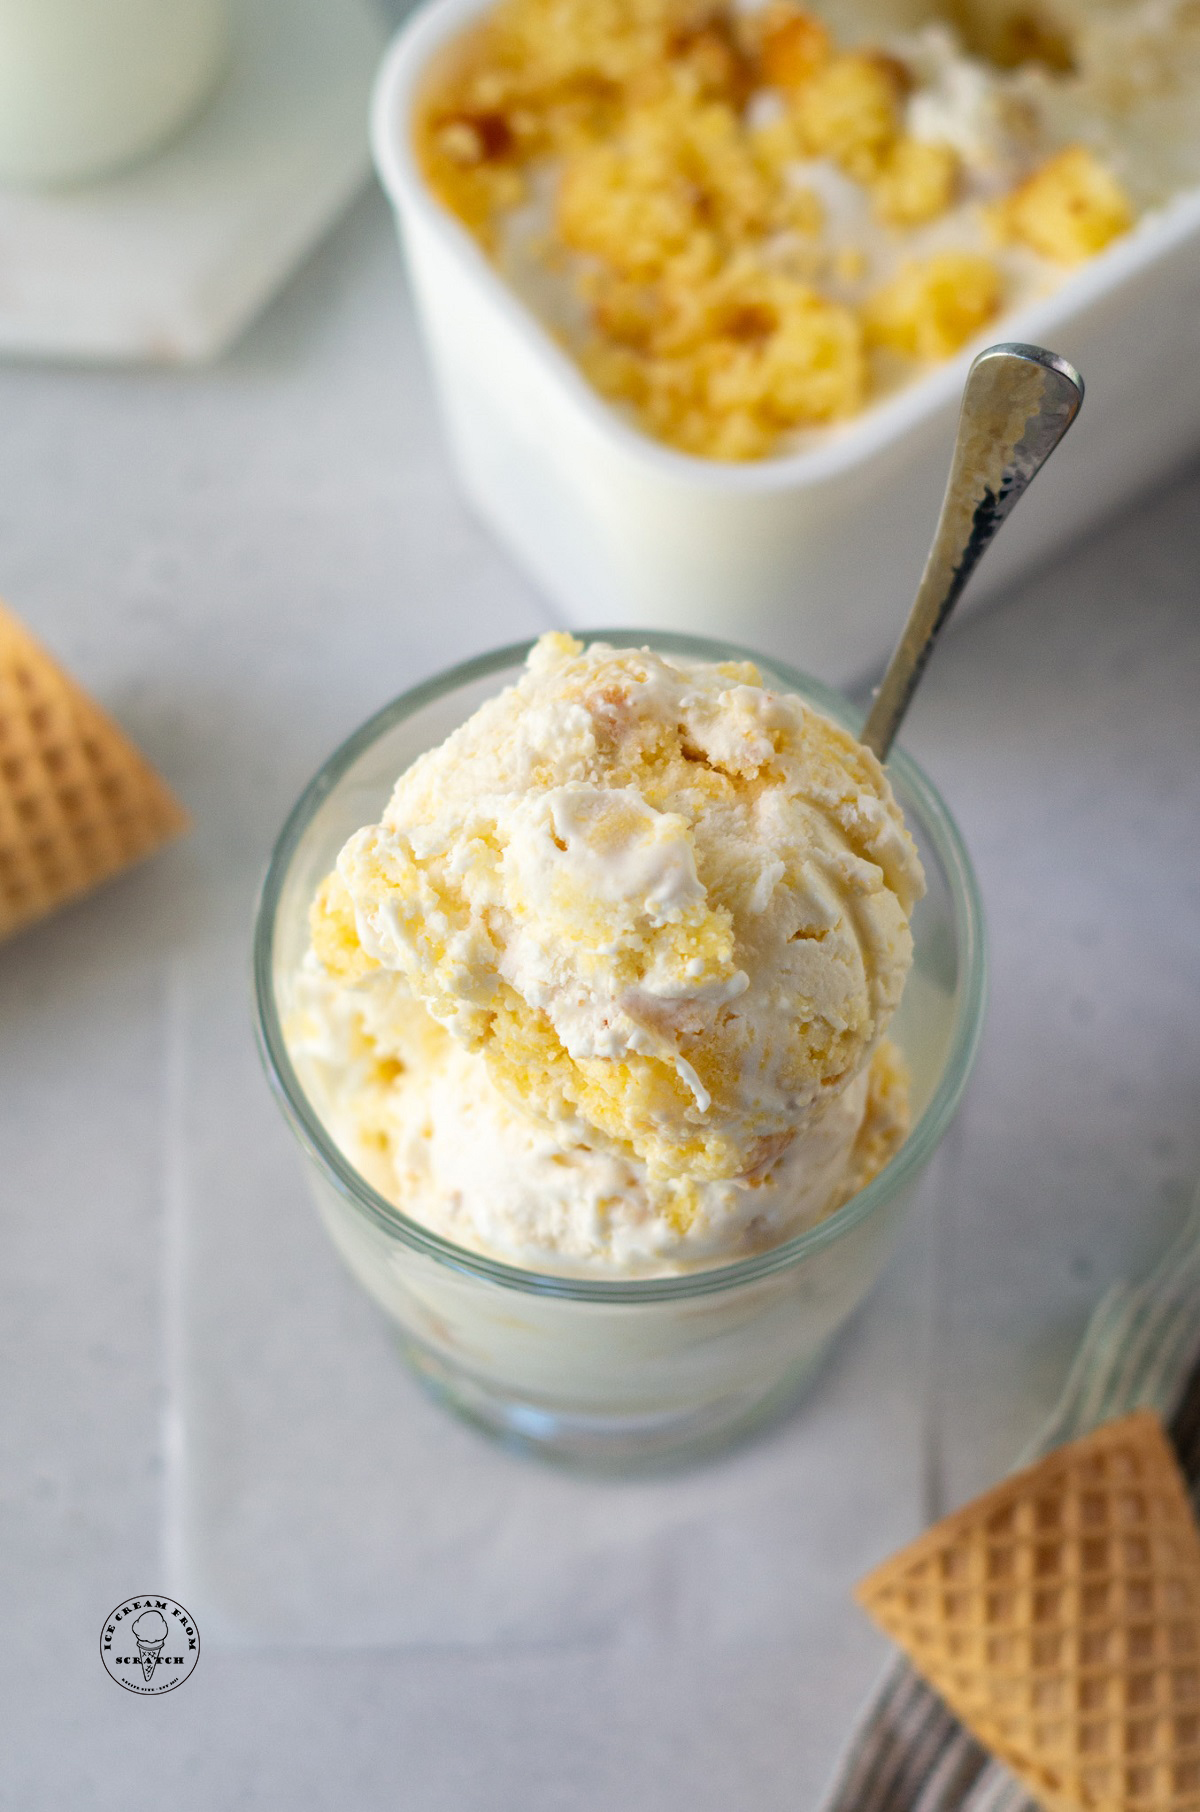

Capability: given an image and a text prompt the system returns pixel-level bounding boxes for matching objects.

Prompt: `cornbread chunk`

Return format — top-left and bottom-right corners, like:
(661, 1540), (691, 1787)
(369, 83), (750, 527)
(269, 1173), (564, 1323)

(556, 92), (787, 282)
(790, 50), (907, 179)
(310, 871), (379, 983)
(582, 261), (867, 459)
(864, 250), (1002, 358)
(759, 5), (832, 91)
(992, 144), (1134, 261)
(872, 135), (960, 224)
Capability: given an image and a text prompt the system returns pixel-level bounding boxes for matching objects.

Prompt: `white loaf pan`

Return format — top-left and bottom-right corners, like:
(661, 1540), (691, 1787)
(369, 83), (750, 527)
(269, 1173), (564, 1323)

(372, 0), (1200, 683)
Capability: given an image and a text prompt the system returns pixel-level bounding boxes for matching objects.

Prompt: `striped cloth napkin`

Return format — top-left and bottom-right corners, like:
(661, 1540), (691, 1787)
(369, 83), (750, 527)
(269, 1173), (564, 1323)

(821, 1189), (1200, 1812)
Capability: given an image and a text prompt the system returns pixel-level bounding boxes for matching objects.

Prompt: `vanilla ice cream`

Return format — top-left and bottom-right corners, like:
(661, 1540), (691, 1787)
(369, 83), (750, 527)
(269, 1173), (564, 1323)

(287, 634), (925, 1276)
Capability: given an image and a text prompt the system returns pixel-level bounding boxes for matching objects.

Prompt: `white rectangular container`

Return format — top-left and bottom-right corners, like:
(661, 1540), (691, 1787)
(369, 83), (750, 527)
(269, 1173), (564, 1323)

(372, 0), (1200, 684)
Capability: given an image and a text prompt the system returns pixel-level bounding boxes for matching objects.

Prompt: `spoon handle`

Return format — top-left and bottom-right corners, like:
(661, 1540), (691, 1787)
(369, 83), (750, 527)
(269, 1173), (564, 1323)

(861, 343), (1084, 762)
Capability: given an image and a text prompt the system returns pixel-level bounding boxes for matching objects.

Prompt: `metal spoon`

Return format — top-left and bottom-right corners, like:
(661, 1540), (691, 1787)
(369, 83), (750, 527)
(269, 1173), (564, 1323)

(861, 342), (1084, 762)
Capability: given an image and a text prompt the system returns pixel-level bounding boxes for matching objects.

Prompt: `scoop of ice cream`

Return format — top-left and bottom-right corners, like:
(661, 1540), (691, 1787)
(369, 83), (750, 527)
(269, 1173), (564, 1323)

(311, 634), (924, 1189)
(132, 1610), (168, 1646)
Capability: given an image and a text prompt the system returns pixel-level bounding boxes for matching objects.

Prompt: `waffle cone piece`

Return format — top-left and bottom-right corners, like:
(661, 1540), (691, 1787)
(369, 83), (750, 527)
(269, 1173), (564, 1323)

(0, 602), (188, 941)
(856, 1410), (1200, 1812)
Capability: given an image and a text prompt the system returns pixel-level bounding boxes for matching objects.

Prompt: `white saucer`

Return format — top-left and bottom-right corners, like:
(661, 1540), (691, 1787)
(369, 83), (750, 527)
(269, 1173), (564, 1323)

(0, 0), (386, 364)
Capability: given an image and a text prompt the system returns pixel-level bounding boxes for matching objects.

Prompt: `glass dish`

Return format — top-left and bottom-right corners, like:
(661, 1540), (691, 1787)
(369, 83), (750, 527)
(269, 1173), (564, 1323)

(254, 632), (987, 1469)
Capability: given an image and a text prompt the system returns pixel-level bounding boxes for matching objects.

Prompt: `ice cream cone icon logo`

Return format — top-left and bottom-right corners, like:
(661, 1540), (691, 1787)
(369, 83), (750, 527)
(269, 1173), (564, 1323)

(101, 1595), (199, 1693)
(131, 1609), (168, 1682)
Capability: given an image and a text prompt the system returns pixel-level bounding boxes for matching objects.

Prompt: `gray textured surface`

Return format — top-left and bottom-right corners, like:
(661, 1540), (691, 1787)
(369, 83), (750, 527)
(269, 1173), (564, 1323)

(2, 186), (1199, 1806)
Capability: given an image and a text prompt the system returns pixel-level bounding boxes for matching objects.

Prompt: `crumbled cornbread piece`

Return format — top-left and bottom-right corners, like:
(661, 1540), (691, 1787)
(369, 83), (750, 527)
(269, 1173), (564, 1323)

(992, 144), (1133, 262)
(757, 4), (831, 91)
(872, 136), (960, 225)
(310, 872), (379, 983)
(583, 261), (866, 458)
(556, 91), (783, 282)
(863, 251), (1002, 359)
(790, 51), (905, 179)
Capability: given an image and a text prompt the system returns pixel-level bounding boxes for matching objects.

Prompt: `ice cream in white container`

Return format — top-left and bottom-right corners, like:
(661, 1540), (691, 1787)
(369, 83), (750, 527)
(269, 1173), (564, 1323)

(371, 0), (1200, 682)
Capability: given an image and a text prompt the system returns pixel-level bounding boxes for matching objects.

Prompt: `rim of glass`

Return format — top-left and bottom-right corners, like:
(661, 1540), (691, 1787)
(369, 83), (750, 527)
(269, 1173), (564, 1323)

(254, 630), (987, 1304)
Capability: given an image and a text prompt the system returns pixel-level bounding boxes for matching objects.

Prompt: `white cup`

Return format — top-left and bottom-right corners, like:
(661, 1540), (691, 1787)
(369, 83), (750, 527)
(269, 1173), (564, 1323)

(0, 0), (229, 187)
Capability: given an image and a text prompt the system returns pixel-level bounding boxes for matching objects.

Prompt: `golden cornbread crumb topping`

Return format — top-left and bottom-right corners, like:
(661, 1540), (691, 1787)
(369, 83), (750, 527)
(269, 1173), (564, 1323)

(990, 143), (1134, 261)
(417, 0), (1136, 460)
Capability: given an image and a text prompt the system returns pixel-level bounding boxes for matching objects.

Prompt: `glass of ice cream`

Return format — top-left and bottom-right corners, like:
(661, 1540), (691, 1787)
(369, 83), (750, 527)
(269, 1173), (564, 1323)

(254, 631), (985, 1468)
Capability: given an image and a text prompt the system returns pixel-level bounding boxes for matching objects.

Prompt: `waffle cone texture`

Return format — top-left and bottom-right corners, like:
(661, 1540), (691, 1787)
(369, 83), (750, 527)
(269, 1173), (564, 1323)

(0, 602), (188, 941)
(856, 1410), (1200, 1812)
